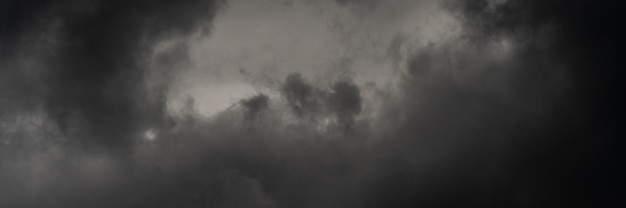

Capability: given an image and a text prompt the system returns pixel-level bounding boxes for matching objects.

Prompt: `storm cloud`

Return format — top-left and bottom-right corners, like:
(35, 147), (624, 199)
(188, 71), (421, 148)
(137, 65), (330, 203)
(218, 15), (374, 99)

(1, 0), (622, 207)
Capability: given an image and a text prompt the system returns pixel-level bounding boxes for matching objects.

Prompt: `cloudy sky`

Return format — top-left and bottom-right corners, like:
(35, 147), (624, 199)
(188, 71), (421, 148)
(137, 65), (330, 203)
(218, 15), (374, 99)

(0, 0), (622, 207)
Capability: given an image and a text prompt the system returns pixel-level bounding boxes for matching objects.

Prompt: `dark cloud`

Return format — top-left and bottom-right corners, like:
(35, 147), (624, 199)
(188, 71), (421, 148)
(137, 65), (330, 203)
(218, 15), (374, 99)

(1, 0), (223, 152)
(280, 73), (363, 130)
(240, 94), (270, 120)
(281, 73), (324, 118)
(328, 80), (362, 129)
(456, 0), (623, 205)
(0, 0), (622, 207)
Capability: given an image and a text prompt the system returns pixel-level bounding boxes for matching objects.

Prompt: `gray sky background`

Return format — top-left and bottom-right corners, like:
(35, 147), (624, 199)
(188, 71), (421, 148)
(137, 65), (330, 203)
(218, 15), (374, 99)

(164, 0), (468, 116)
(0, 0), (621, 207)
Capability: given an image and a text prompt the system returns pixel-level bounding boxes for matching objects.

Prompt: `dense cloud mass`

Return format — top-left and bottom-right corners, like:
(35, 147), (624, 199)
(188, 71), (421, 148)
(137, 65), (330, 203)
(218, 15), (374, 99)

(0, 0), (622, 207)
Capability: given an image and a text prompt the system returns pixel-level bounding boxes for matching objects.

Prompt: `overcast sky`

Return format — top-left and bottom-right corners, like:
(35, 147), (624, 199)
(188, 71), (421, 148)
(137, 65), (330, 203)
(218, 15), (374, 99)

(0, 0), (622, 207)
(169, 0), (463, 116)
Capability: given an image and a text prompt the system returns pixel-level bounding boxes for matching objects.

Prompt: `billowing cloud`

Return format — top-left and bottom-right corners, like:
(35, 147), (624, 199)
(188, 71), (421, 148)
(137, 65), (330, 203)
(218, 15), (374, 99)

(1, 0), (223, 152)
(0, 0), (621, 207)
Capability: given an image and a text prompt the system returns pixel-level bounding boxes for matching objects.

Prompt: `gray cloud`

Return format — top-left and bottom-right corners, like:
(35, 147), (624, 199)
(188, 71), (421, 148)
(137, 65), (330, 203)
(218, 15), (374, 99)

(240, 93), (270, 120)
(0, 0), (621, 207)
(1, 0), (223, 152)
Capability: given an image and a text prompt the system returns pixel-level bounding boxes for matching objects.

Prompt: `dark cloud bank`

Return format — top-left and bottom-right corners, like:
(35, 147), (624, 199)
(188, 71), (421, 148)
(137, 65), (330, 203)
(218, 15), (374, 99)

(0, 0), (623, 207)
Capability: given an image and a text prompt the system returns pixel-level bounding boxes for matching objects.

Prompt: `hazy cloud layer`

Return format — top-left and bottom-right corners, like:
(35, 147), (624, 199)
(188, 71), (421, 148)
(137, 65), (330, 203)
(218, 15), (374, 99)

(1, 0), (622, 207)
